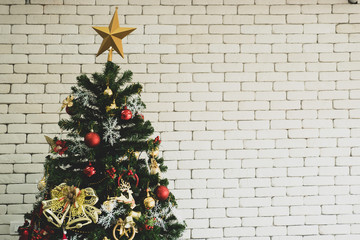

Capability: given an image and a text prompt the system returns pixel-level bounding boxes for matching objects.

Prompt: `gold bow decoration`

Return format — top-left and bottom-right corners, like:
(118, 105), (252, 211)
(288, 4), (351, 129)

(61, 95), (74, 111)
(42, 183), (101, 230)
(113, 216), (137, 240)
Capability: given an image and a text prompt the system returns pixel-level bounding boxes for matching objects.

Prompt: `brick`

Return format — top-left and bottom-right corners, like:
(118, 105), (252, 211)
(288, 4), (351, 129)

(175, 6), (205, 14)
(192, 15), (222, 24)
(44, 5), (76, 14)
(0, 15), (26, 24)
(159, 15), (190, 24)
(46, 24), (78, 34)
(273, 24), (303, 33)
(142, 6), (173, 15)
(270, 5), (300, 14)
(287, 14), (317, 23)
(28, 35), (61, 44)
(0, 54), (27, 64)
(77, 6), (109, 14)
(255, 15), (285, 24)
(238, 5), (269, 14)
(27, 14), (59, 24)
(13, 44), (45, 54)
(10, 5), (43, 14)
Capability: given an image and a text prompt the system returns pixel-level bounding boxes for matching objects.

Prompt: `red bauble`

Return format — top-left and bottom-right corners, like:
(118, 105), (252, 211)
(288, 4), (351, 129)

(121, 106), (132, 120)
(83, 163), (96, 177)
(137, 113), (144, 120)
(156, 185), (169, 201)
(20, 230), (29, 240)
(84, 132), (100, 147)
(65, 106), (75, 115)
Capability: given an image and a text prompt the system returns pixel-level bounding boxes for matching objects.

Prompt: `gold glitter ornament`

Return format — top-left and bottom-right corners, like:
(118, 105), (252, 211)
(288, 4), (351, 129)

(37, 176), (46, 191)
(150, 158), (160, 175)
(106, 99), (118, 112)
(143, 188), (155, 210)
(103, 85), (113, 96)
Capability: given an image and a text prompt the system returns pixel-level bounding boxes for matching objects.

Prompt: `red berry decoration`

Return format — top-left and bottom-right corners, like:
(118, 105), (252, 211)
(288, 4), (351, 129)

(65, 106), (75, 115)
(121, 106), (132, 120)
(156, 185), (169, 201)
(83, 162), (96, 177)
(84, 132), (100, 147)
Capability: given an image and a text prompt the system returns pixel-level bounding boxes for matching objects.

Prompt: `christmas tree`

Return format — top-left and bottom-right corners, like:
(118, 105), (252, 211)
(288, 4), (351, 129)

(18, 8), (185, 240)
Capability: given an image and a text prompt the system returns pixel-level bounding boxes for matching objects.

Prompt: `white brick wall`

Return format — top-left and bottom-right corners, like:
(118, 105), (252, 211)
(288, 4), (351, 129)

(1, 0), (360, 239)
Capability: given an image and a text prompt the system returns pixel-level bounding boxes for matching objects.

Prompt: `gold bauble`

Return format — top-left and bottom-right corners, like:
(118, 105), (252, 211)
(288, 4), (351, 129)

(150, 166), (160, 175)
(104, 85), (113, 96)
(150, 158), (160, 175)
(144, 196), (155, 209)
(37, 176), (46, 191)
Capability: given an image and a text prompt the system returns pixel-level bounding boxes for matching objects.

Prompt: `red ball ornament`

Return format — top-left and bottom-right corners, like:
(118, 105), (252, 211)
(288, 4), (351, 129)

(156, 185), (169, 201)
(121, 106), (132, 120)
(84, 132), (100, 147)
(20, 230), (29, 240)
(137, 113), (144, 120)
(65, 106), (75, 115)
(83, 162), (96, 177)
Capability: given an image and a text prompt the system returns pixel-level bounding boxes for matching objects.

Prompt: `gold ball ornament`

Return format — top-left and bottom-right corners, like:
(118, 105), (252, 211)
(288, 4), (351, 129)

(104, 85), (113, 96)
(144, 188), (155, 209)
(37, 176), (46, 191)
(144, 196), (155, 209)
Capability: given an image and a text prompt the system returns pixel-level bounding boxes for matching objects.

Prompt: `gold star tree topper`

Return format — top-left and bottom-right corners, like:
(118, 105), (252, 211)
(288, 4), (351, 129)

(92, 7), (136, 61)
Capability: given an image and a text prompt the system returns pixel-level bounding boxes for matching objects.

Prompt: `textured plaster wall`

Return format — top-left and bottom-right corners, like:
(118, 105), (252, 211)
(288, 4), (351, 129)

(1, 0), (360, 239)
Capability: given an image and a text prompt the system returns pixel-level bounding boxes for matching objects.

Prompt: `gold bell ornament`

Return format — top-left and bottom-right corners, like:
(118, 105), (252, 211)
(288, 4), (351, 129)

(42, 183), (101, 230)
(150, 158), (160, 175)
(104, 84), (113, 96)
(37, 176), (46, 191)
(144, 188), (155, 210)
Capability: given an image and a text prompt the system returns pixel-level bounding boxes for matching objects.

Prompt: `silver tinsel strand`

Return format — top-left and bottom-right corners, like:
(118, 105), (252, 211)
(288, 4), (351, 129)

(102, 117), (121, 146)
